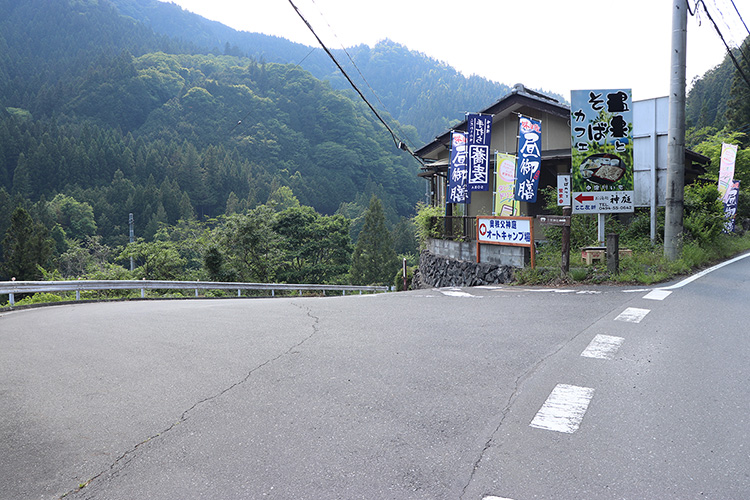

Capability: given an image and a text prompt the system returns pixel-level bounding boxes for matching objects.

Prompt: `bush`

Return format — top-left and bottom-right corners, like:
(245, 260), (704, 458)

(393, 265), (415, 291)
(412, 203), (443, 249)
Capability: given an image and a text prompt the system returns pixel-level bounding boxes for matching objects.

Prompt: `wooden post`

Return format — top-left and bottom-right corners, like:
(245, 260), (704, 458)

(561, 206), (571, 275)
(606, 232), (620, 274)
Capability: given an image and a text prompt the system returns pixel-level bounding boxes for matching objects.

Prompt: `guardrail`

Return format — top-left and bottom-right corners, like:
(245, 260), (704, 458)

(0, 280), (390, 306)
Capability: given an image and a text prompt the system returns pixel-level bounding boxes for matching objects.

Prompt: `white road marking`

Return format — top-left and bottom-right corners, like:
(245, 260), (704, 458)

(530, 384), (595, 433)
(615, 307), (650, 323)
(581, 334), (624, 359)
(483, 497), (515, 500)
(439, 290), (477, 298)
(660, 251), (750, 289)
(643, 289), (672, 300)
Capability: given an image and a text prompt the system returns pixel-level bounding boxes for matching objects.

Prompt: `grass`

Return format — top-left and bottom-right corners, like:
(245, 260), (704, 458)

(514, 232), (750, 286)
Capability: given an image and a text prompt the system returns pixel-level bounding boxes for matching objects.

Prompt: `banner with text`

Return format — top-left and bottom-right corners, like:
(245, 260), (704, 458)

(718, 143), (738, 201)
(447, 131), (469, 204)
(494, 152), (520, 215)
(467, 113), (492, 192)
(514, 116), (542, 203)
(723, 179), (740, 233)
(571, 89), (634, 214)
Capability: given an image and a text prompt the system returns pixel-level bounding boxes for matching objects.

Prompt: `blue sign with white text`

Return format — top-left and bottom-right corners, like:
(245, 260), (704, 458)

(514, 116), (542, 203)
(447, 131), (470, 203)
(467, 114), (492, 192)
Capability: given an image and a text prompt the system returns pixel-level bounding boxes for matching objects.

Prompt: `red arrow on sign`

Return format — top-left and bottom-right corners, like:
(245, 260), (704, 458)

(575, 193), (594, 203)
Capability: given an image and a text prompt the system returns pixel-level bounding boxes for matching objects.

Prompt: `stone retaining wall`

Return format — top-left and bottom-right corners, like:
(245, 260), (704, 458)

(414, 250), (514, 289)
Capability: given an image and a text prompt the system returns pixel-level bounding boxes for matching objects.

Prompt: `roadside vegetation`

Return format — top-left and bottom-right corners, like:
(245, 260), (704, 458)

(514, 184), (750, 286)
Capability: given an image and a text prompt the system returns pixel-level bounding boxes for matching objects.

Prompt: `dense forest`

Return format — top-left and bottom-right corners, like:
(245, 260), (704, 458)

(1, 0), (749, 290)
(108, 0), (529, 144)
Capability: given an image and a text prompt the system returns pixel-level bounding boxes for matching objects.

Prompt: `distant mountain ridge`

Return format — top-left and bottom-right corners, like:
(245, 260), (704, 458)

(107, 0), (562, 144)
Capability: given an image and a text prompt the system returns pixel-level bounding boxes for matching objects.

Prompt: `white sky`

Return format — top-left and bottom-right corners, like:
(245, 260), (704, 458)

(164, 0), (750, 101)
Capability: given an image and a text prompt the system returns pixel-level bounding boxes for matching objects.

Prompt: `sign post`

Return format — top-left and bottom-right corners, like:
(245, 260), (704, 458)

(537, 208), (572, 274)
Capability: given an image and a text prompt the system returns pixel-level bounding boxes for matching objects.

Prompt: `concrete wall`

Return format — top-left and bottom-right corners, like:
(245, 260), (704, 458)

(426, 238), (528, 268)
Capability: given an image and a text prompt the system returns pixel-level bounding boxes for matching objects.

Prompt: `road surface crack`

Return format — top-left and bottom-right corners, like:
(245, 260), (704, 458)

(459, 305), (620, 498)
(60, 303), (321, 499)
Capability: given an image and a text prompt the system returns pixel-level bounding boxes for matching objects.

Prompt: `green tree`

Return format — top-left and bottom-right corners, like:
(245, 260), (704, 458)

(47, 193), (97, 241)
(1, 207), (55, 280)
(118, 238), (187, 280)
(214, 206), (282, 282)
(274, 205), (352, 283)
(350, 195), (398, 285)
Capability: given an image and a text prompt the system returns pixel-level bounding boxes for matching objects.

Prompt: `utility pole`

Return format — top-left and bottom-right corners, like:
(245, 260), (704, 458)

(129, 213), (135, 272)
(664, 0), (688, 260)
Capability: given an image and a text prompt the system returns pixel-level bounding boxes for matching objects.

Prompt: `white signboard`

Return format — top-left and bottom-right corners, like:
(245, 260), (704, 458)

(557, 174), (571, 206)
(477, 217), (533, 246)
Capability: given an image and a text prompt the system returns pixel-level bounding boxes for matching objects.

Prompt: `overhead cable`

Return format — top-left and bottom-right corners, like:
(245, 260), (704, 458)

(691, 0), (750, 90)
(286, 0), (423, 165)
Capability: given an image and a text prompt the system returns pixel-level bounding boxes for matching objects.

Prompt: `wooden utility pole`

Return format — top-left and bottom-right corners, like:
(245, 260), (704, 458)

(665, 0), (688, 260)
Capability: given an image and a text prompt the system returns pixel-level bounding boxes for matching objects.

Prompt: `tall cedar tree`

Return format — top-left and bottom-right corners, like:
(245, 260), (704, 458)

(1, 207), (54, 280)
(350, 196), (398, 285)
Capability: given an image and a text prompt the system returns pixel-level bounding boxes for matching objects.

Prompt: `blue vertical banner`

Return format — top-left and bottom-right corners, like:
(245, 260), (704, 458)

(467, 113), (492, 192)
(723, 180), (740, 233)
(447, 131), (470, 204)
(514, 115), (542, 203)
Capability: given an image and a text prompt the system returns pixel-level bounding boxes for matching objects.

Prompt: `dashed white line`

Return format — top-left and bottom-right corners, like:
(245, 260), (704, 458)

(581, 334), (625, 359)
(530, 384), (595, 433)
(615, 307), (650, 323)
(643, 289), (672, 300)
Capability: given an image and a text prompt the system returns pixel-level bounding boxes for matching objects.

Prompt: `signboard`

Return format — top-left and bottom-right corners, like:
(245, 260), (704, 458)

(514, 116), (542, 203)
(723, 180), (740, 233)
(718, 143), (738, 201)
(494, 152), (520, 216)
(571, 89), (634, 214)
(476, 216), (535, 268)
(557, 174), (571, 206)
(447, 131), (470, 204)
(467, 113), (492, 192)
(477, 216), (532, 245)
(538, 215), (571, 227)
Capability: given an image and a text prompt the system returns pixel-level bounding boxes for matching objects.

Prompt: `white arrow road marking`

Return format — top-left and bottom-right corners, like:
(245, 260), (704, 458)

(530, 384), (595, 433)
(615, 307), (650, 323)
(581, 334), (624, 359)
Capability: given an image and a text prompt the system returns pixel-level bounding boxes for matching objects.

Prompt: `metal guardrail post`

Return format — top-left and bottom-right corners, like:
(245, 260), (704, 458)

(9, 293), (14, 306)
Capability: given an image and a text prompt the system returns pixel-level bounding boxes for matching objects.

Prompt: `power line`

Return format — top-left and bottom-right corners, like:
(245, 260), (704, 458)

(729, 0), (750, 35)
(285, 0), (423, 165)
(302, 3), (420, 153)
(691, 0), (750, 90)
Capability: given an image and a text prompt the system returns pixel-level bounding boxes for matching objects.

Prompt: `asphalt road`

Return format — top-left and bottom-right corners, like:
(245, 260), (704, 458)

(1, 254), (749, 499)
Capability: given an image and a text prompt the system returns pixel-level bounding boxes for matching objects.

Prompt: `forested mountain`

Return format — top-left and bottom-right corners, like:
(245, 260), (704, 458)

(107, 0), (529, 144)
(0, 0), (422, 236)
(686, 39), (750, 137)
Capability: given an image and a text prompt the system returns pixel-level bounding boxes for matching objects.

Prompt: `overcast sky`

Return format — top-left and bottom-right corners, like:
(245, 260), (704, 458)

(164, 0), (749, 101)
